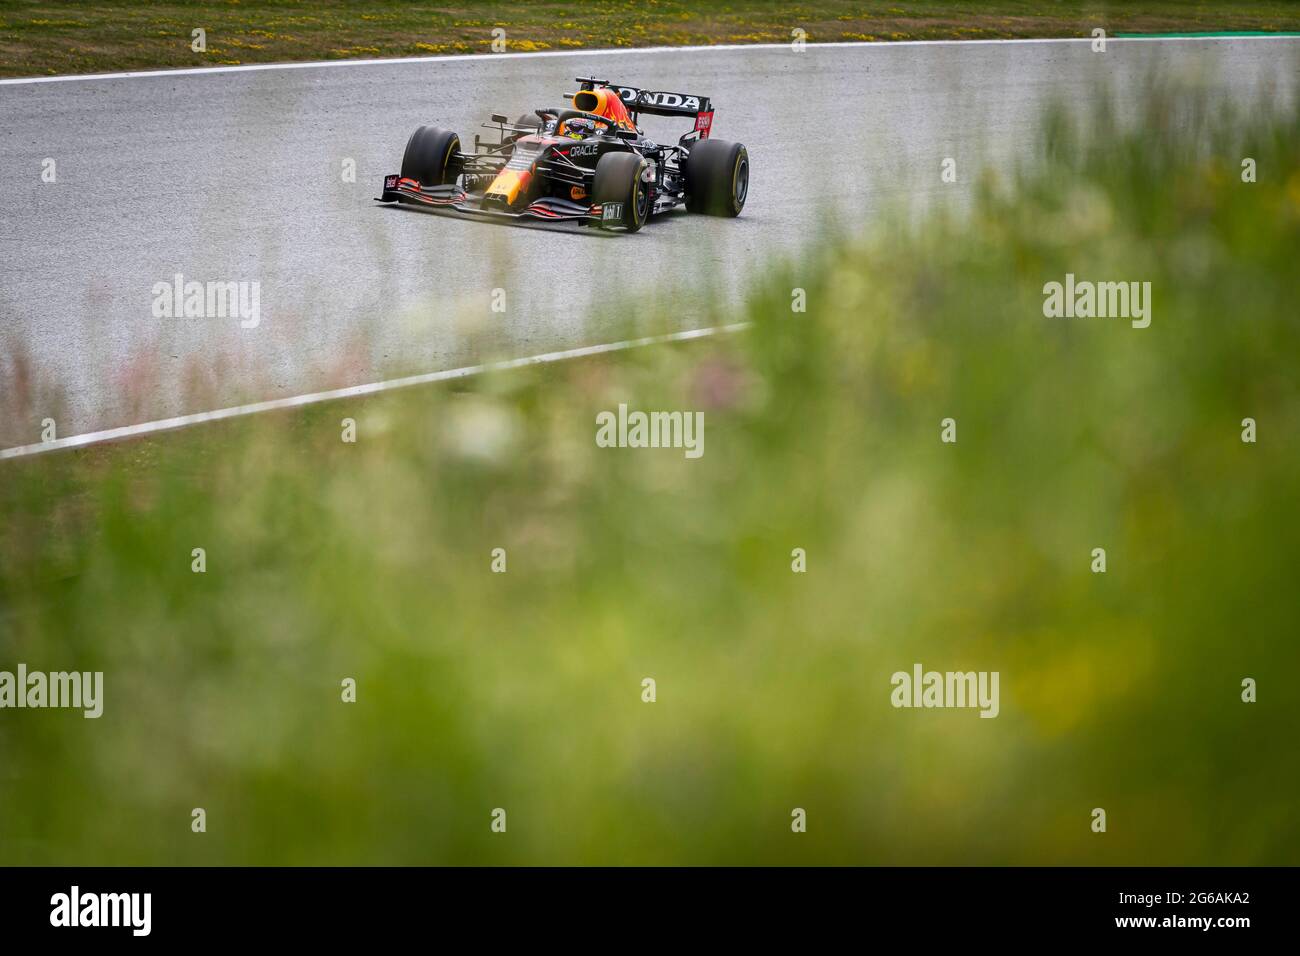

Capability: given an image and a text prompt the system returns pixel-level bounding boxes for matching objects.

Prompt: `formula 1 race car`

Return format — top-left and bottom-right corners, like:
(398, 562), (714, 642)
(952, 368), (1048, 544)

(377, 76), (748, 233)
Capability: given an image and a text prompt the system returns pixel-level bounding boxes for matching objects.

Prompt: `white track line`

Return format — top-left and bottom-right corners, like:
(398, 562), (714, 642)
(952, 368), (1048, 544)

(0, 324), (749, 461)
(2, 35), (1296, 86)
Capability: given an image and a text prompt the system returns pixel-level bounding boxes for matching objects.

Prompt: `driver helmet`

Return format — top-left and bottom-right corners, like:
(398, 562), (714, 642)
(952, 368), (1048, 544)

(562, 117), (601, 139)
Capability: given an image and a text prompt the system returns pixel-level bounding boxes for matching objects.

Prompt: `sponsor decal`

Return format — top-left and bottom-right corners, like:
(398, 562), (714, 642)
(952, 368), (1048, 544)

(694, 111), (714, 137)
(614, 87), (703, 112)
(601, 202), (624, 222)
(384, 175), (399, 189)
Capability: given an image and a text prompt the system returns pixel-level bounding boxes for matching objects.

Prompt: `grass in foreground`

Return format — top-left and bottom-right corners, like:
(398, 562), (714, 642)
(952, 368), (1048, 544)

(1, 89), (1299, 864)
(1, 0), (1300, 77)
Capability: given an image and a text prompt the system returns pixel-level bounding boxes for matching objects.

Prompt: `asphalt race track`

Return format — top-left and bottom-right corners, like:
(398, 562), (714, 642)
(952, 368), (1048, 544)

(1, 39), (1296, 445)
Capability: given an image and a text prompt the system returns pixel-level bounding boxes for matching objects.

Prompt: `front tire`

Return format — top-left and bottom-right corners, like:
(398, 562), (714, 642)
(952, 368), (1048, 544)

(400, 126), (462, 186)
(591, 152), (651, 233)
(685, 139), (748, 216)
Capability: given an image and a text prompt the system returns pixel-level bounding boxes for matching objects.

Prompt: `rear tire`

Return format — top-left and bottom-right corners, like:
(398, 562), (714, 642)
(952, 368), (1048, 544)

(514, 113), (543, 137)
(400, 126), (461, 186)
(685, 139), (748, 216)
(591, 152), (651, 233)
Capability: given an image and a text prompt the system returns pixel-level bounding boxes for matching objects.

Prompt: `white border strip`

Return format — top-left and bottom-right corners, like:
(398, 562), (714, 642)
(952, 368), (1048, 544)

(2, 35), (1296, 86)
(0, 324), (749, 461)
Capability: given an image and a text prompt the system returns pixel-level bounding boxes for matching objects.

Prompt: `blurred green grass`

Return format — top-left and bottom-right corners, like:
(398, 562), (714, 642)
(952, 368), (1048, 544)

(2, 88), (1298, 864)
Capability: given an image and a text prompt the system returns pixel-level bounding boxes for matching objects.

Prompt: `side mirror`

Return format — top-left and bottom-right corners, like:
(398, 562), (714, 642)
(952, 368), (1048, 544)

(615, 128), (638, 141)
(490, 113), (509, 125)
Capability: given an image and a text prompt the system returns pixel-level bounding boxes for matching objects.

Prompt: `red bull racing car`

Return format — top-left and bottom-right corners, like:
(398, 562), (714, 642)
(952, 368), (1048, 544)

(377, 76), (748, 233)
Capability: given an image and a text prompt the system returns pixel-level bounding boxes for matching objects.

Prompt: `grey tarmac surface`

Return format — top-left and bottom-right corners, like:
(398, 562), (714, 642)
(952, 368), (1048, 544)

(1, 39), (1296, 445)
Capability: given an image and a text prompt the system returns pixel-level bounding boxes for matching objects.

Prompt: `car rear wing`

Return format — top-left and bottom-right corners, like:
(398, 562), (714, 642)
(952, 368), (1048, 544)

(574, 76), (715, 136)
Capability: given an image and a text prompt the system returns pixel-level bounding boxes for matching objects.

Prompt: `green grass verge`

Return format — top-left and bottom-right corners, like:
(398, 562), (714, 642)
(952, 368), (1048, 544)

(2, 0), (1300, 78)
(2, 87), (1299, 864)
